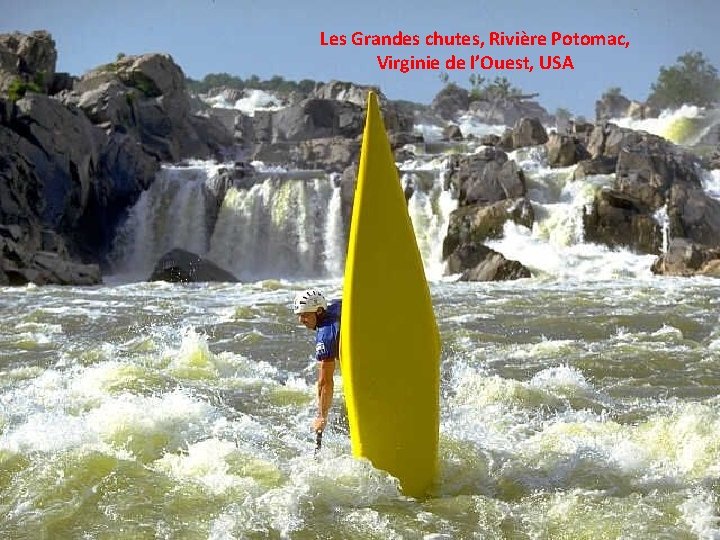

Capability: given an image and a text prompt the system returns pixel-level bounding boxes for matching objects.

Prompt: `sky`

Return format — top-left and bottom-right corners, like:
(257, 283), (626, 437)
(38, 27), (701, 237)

(2, 0), (719, 118)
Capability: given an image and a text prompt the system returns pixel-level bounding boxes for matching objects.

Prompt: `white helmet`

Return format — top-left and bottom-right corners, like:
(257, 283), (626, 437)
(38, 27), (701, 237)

(293, 288), (327, 314)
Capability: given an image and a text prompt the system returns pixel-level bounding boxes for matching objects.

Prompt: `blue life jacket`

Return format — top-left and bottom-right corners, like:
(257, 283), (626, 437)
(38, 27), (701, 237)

(315, 300), (341, 361)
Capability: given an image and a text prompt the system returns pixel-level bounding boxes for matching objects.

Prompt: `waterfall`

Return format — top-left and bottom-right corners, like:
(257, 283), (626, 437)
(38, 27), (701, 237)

(111, 159), (451, 282)
(206, 177), (342, 280)
(110, 164), (217, 278)
(405, 165), (455, 280)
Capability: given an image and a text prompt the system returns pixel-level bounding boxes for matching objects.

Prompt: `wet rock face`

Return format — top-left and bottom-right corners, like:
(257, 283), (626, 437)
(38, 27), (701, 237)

(651, 238), (720, 277)
(580, 123), (719, 264)
(444, 148), (526, 207)
(149, 249), (237, 282)
(446, 243), (531, 281)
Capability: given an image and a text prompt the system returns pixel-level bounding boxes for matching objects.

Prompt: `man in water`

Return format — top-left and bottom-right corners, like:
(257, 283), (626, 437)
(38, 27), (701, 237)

(293, 288), (341, 434)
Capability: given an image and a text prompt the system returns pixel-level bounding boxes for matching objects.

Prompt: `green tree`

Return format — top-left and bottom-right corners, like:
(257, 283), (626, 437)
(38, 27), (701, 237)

(648, 51), (720, 108)
(602, 86), (623, 98)
(468, 74), (485, 100)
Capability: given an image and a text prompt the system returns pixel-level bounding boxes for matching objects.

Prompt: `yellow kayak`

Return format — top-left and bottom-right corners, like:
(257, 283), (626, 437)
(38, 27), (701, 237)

(340, 91), (440, 498)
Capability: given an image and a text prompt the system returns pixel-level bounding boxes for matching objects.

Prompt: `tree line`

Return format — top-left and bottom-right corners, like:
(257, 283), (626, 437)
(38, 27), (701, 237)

(185, 73), (321, 95)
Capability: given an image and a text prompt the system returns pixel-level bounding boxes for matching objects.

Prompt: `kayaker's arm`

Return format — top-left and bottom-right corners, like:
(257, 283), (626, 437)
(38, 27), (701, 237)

(313, 359), (335, 432)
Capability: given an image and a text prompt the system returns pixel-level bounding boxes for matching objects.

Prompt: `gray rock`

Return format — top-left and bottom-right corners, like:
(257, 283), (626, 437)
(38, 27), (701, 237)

(445, 151), (526, 206)
(442, 198), (533, 259)
(430, 84), (469, 120)
(582, 189), (663, 254)
(668, 185), (720, 247)
(468, 98), (551, 126)
(545, 132), (590, 167)
(595, 91), (631, 121)
(442, 124), (463, 141)
(447, 242), (531, 281)
(651, 238), (720, 276)
(511, 117), (548, 148)
(271, 98), (364, 142)
(0, 30), (56, 93)
(149, 249), (237, 282)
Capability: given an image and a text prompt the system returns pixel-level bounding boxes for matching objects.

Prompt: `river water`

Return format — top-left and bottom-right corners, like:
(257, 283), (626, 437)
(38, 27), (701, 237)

(2, 275), (720, 539)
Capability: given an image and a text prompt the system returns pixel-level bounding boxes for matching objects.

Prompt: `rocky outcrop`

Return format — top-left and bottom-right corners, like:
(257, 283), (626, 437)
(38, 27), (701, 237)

(243, 83), (412, 171)
(269, 98), (365, 142)
(583, 189), (663, 254)
(651, 238), (720, 277)
(0, 31), (235, 286)
(582, 127), (705, 254)
(444, 148), (526, 205)
(595, 90), (631, 121)
(595, 91), (660, 122)
(312, 80), (373, 107)
(546, 132), (591, 167)
(577, 121), (720, 273)
(468, 97), (550, 126)
(149, 248), (237, 282)
(66, 53), (233, 162)
(442, 198), (533, 259)
(667, 184), (720, 246)
(0, 224), (100, 285)
(431, 84), (469, 120)
(441, 147), (533, 281)
(0, 30), (56, 93)
(510, 117), (548, 148)
(446, 243), (531, 281)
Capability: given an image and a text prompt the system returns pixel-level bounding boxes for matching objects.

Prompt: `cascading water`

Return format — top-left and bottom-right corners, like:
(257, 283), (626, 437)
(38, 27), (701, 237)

(110, 160), (451, 282)
(206, 177), (342, 280)
(110, 163), (218, 278)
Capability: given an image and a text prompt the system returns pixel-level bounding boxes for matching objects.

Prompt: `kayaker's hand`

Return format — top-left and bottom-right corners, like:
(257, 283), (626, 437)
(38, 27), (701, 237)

(313, 416), (326, 432)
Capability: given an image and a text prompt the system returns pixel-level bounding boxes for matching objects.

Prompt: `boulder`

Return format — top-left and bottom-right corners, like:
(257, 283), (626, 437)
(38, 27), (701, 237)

(582, 189), (663, 254)
(295, 137), (361, 172)
(594, 91), (631, 121)
(442, 198), (533, 258)
(586, 122), (644, 159)
(149, 249), (238, 282)
(430, 84), (469, 120)
(511, 117), (548, 148)
(444, 149), (526, 206)
(545, 132), (591, 167)
(270, 98), (364, 142)
(667, 185), (720, 247)
(651, 238), (720, 277)
(615, 138), (702, 209)
(572, 156), (617, 180)
(446, 243), (531, 281)
(442, 124), (463, 141)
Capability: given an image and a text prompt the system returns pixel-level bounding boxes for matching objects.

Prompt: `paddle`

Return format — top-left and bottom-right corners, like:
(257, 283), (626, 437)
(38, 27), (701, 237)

(314, 430), (323, 456)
